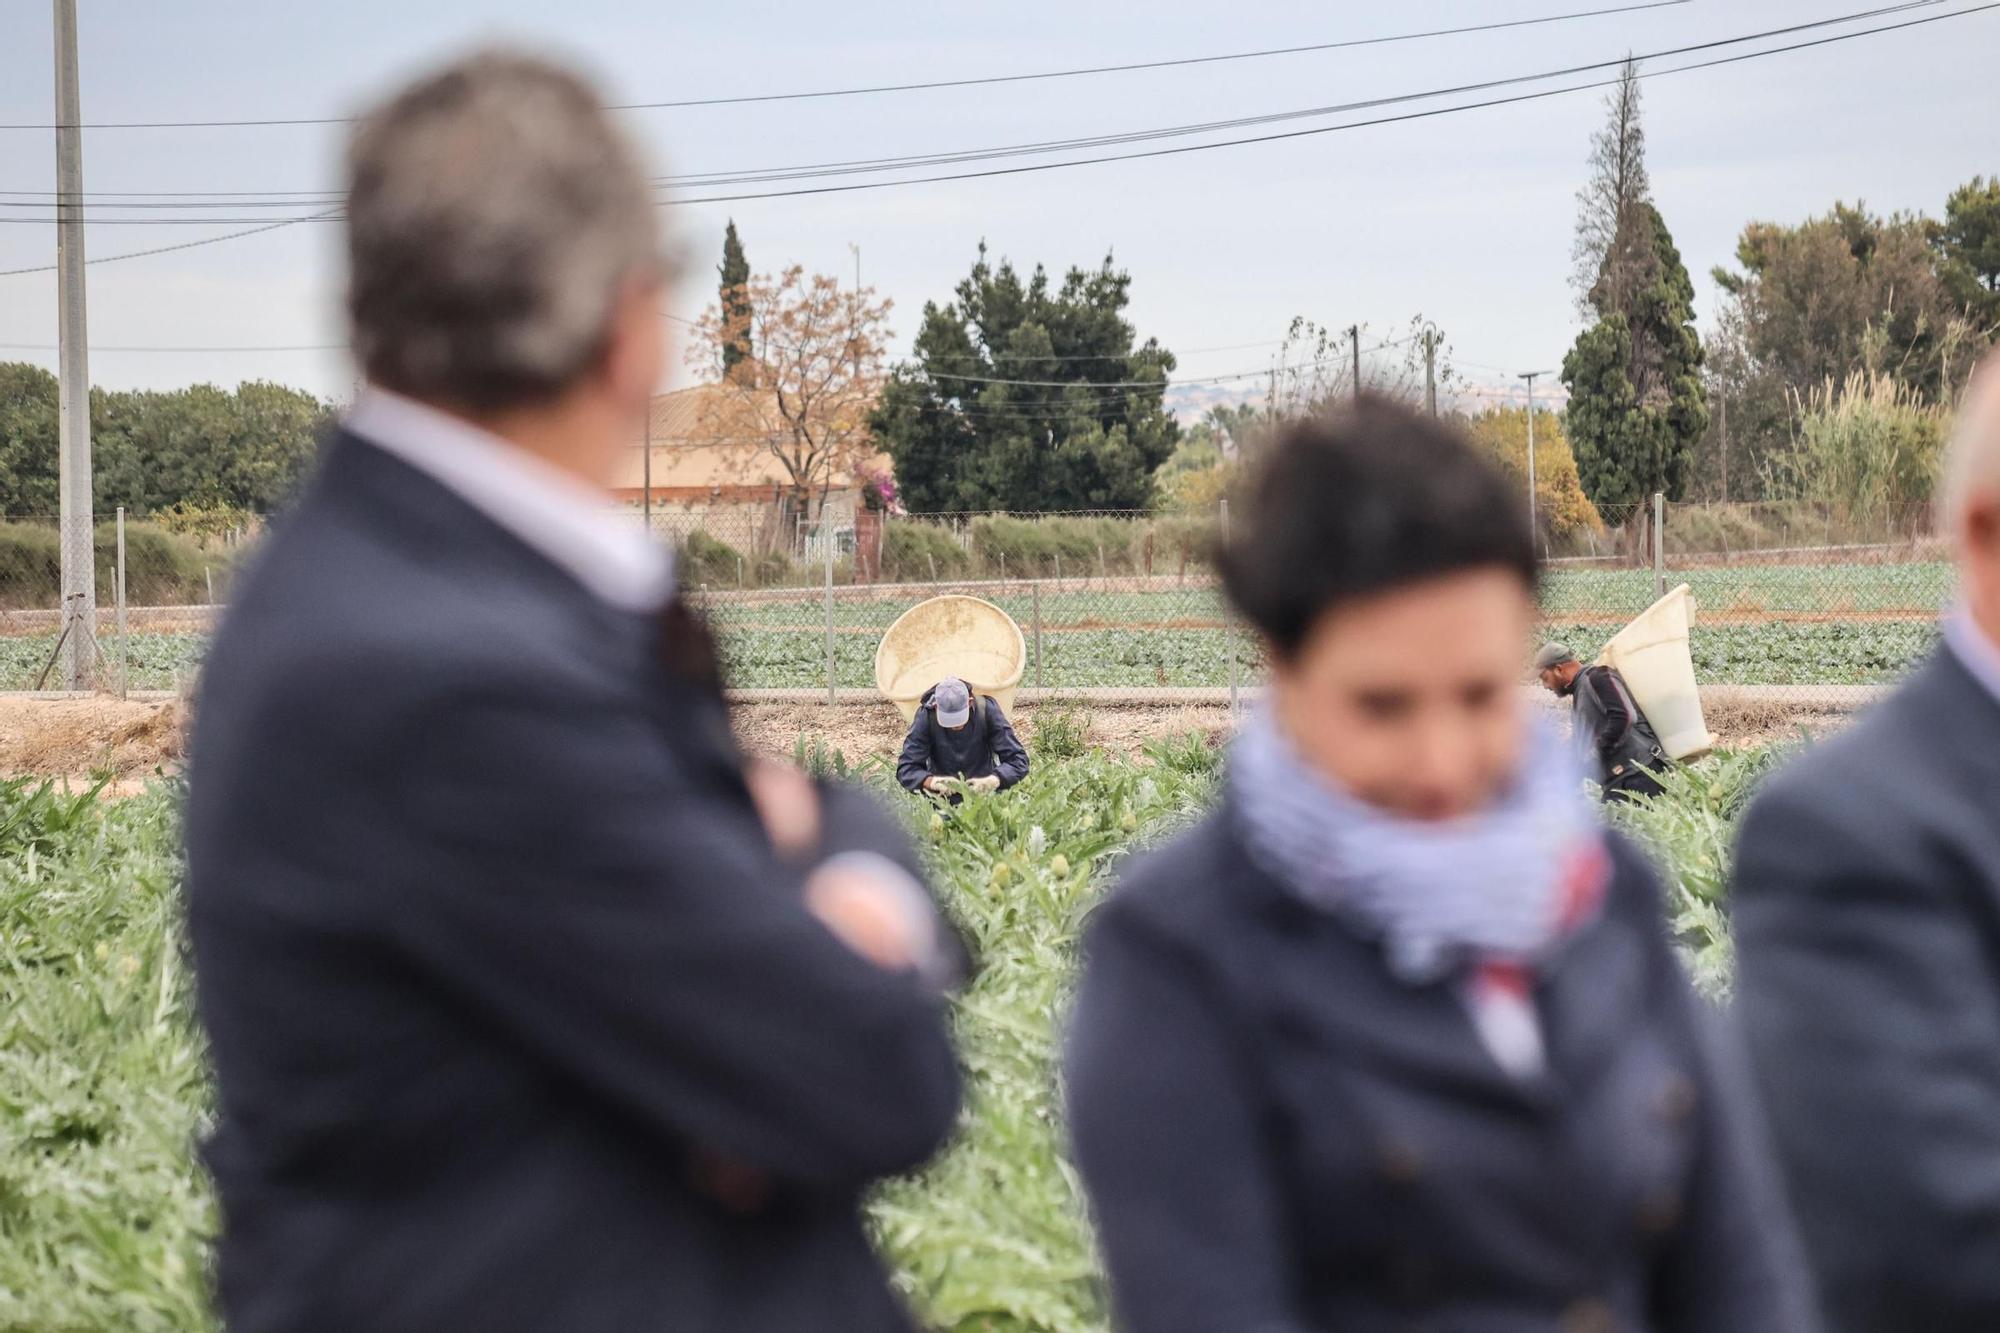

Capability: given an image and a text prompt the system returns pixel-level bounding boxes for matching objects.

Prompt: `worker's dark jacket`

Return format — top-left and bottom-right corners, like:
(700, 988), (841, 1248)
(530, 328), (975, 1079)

(185, 430), (962, 1333)
(1571, 663), (1666, 791)
(895, 685), (1030, 797)
(1065, 804), (1821, 1333)
(1733, 649), (2000, 1333)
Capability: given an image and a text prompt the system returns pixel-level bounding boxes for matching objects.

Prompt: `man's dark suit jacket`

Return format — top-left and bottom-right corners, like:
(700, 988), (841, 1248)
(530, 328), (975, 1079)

(185, 429), (962, 1333)
(1735, 648), (2000, 1333)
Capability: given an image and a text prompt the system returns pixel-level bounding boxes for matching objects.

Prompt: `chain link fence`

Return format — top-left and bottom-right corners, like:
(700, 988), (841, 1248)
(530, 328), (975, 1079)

(0, 500), (1955, 714)
(0, 513), (233, 694)
(663, 500), (1952, 714)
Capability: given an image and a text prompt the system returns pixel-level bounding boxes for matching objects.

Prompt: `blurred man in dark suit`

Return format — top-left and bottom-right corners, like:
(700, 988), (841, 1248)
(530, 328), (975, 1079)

(184, 51), (961, 1333)
(1734, 346), (2000, 1333)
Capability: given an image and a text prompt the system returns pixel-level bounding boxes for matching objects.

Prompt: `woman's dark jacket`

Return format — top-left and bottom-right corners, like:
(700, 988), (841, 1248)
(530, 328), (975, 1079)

(1064, 802), (1820, 1333)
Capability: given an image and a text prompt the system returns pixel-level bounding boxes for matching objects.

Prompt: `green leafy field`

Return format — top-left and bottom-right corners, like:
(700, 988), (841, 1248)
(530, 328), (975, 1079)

(0, 723), (1789, 1332)
(0, 560), (1948, 692)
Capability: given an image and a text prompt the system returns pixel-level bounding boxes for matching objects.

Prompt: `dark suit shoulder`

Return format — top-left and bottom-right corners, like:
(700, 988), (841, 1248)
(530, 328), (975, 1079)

(1741, 672), (1940, 861)
(1088, 810), (1246, 952)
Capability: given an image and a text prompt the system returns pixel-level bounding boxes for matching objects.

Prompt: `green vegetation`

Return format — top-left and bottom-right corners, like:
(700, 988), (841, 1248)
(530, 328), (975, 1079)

(0, 522), (215, 612)
(0, 559), (1952, 691)
(1607, 743), (1801, 998)
(0, 728), (1796, 1331)
(0, 633), (208, 692)
(0, 781), (212, 1333)
(872, 247), (1179, 514)
(0, 365), (333, 519)
(1028, 706), (1091, 760)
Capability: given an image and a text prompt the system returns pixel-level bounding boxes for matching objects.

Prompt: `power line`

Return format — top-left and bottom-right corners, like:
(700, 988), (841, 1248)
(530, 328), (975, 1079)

(0, 341), (342, 352)
(0, 210), (334, 277)
(661, 2), (1989, 206)
(0, 1), (1948, 216)
(0, 2), (1690, 132)
(0, 2), (1985, 270)
(660, 309), (1281, 363)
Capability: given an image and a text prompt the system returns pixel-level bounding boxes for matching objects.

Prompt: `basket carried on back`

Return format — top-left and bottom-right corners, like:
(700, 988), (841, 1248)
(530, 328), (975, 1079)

(874, 595), (1026, 723)
(1596, 583), (1716, 762)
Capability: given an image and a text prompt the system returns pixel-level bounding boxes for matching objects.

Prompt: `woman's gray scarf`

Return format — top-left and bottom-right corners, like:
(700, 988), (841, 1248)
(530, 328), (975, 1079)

(1227, 708), (1604, 984)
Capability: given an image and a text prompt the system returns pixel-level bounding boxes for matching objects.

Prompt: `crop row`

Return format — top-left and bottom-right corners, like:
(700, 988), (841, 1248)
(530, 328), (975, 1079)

(0, 616), (1942, 693)
(0, 716), (1790, 1331)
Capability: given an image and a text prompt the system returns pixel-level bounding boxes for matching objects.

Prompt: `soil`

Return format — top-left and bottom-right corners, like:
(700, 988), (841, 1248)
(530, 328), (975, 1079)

(0, 690), (1851, 788)
(731, 698), (1239, 766)
(0, 696), (187, 786)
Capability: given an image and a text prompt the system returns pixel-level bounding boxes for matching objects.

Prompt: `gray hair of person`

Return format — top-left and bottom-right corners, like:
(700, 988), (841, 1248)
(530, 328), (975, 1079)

(1942, 345), (2000, 537)
(344, 51), (665, 411)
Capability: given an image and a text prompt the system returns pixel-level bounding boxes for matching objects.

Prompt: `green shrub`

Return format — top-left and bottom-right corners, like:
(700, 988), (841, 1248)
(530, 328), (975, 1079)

(751, 549), (796, 587)
(1142, 728), (1225, 779)
(100, 521), (209, 605)
(791, 733), (852, 780)
(969, 515), (1149, 579)
(1146, 514), (1219, 574)
(1768, 372), (1950, 513)
(680, 529), (744, 588)
(0, 521), (208, 609)
(0, 521), (60, 609)
(1029, 705), (1090, 760)
(150, 500), (257, 544)
(880, 521), (970, 582)
(1607, 740), (1799, 998)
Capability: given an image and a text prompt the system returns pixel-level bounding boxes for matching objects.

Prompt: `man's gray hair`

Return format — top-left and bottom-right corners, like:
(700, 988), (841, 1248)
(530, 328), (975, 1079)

(345, 50), (663, 410)
(1943, 347), (2000, 537)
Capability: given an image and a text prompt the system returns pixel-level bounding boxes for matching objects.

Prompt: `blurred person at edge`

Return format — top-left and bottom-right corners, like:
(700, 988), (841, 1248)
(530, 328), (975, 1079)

(1733, 345), (2000, 1333)
(183, 51), (961, 1333)
(1064, 398), (1820, 1333)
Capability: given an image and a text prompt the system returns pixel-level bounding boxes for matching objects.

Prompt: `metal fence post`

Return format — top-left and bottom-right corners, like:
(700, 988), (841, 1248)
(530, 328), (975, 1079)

(1653, 492), (1666, 599)
(1033, 579), (1044, 690)
(823, 513), (836, 705)
(115, 506), (128, 700)
(1222, 498), (1237, 715)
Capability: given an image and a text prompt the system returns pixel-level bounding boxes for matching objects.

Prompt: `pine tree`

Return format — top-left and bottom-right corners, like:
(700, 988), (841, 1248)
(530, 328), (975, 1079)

(1571, 58), (1650, 319)
(1563, 204), (1707, 508)
(1561, 60), (1705, 510)
(871, 246), (1179, 512)
(718, 220), (752, 380)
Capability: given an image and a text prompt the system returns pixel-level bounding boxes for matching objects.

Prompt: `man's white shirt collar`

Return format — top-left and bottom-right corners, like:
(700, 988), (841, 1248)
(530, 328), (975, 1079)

(345, 390), (672, 614)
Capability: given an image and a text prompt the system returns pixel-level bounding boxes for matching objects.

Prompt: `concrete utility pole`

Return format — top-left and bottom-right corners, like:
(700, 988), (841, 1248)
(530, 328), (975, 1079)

(1349, 324), (1362, 400)
(53, 0), (95, 688)
(1517, 370), (1555, 553)
(1422, 328), (1438, 416)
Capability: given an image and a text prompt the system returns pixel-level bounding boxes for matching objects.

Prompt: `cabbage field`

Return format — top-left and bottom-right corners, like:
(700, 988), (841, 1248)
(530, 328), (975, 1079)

(0, 558), (1954, 693)
(0, 722), (1784, 1332)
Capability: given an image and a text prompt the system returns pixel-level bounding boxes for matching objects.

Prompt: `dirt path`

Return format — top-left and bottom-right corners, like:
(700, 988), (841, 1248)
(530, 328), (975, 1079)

(0, 696), (186, 781)
(0, 687), (1855, 789)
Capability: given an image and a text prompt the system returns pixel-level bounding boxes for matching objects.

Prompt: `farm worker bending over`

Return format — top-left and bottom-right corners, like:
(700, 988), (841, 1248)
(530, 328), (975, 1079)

(1534, 642), (1667, 801)
(897, 675), (1030, 801)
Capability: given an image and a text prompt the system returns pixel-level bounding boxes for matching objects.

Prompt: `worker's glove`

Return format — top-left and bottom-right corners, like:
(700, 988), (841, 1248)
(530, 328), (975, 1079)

(968, 775), (1002, 794)
(921, 776), (952, 795)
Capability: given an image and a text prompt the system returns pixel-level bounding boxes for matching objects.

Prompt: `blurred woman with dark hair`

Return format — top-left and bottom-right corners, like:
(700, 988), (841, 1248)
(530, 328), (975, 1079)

(1064, 397), (1818, 1333)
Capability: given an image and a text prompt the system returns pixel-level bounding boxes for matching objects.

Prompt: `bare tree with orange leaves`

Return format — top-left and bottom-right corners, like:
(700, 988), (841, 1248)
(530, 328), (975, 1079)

(687, 264), (892, 532)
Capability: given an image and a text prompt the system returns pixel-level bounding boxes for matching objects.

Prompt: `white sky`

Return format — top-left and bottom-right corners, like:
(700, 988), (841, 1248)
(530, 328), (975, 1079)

(0, 0), (1993, 414)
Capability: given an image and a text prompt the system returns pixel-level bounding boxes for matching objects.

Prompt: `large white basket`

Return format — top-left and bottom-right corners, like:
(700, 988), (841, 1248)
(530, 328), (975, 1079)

(1596, 583), (1716, 762)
